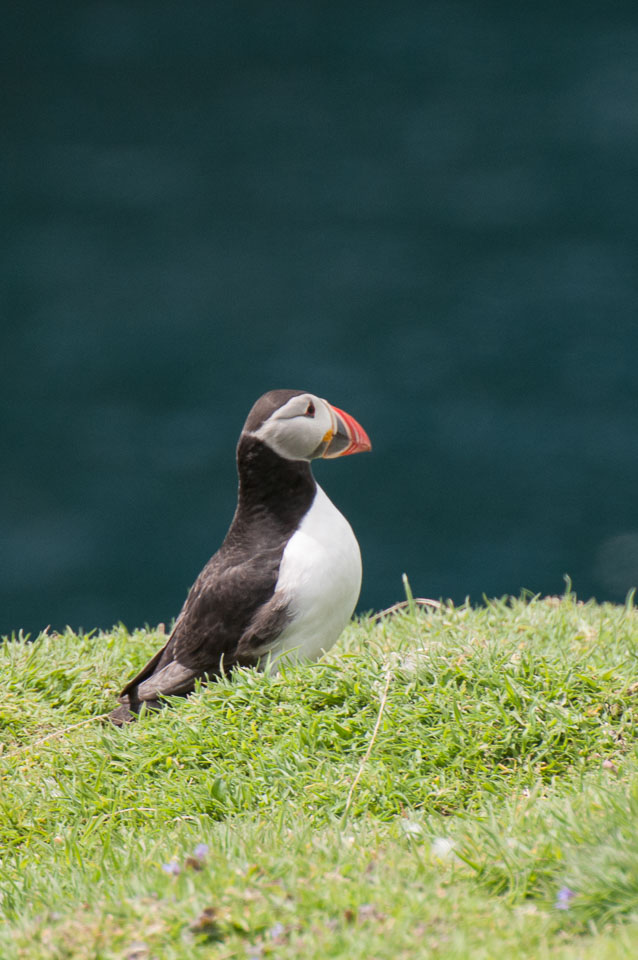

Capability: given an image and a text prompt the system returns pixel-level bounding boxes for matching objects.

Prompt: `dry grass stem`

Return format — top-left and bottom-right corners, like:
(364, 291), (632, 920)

(1, 713), (110, 762)
(342, 669), (393, 821)
(369, 598), (441, 622)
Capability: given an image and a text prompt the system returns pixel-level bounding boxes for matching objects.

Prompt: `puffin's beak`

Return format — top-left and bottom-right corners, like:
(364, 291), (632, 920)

(321, 404), (372, 458)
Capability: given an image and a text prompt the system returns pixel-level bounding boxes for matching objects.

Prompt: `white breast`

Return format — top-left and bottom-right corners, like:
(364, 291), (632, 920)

(267, 484), (362, 668)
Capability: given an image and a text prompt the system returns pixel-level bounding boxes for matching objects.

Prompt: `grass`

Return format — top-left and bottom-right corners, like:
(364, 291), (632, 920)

(1, 593), (638, 957)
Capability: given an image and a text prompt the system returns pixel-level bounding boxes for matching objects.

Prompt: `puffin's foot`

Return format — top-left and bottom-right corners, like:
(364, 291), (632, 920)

(107, 696), (164, 726)
(107, 702), (137, 725)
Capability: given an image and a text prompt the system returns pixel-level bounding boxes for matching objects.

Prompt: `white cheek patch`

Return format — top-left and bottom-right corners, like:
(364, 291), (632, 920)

(250, 421), (310, 460)
(251, 399), (333, 461)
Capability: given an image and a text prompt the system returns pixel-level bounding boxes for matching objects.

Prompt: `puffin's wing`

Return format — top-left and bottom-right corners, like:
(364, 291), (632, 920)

(129, 591), (291, 701)
(135, 652), (200, 700)
(116, 604), (227, 706)
(115, 630), (197, 710)
(235, 592), (291, 661)
(114, 546), (285, 711)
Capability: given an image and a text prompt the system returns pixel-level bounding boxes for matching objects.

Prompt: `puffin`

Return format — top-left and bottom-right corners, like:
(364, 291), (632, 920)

(109, 389), (371, 724)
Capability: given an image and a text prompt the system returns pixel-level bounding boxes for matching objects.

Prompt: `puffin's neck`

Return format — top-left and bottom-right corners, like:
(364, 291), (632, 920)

(234, 434), (316, 527)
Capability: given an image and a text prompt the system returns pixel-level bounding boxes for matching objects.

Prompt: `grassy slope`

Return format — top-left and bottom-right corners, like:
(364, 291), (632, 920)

(1, 595), (638, 958)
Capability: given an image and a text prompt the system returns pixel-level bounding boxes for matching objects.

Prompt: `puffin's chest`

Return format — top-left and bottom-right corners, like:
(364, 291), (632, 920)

(271, 484), (362, 663)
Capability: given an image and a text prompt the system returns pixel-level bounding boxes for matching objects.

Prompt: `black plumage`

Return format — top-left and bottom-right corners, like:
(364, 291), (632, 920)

(109, 392), (316, 724)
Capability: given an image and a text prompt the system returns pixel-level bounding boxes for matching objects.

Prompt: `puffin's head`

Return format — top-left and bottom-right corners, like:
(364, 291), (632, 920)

(243, 389), (371, 462)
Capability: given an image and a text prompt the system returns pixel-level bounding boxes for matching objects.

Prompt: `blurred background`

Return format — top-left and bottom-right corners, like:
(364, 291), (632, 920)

(3, 1), (638, 636)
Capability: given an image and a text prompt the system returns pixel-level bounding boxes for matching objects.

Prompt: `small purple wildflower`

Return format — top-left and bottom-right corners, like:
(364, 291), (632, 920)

(268, 922), (286, 940)
(555, 885), (576, 910)
(161, 860), (181, 876)
(193, 843), (209, 860)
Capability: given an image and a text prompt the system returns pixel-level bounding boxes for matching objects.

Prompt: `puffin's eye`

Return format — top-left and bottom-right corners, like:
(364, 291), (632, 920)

(305, 401), (315, 418)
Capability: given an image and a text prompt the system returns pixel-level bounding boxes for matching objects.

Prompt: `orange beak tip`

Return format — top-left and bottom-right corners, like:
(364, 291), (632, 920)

(329, 404), (372, 457)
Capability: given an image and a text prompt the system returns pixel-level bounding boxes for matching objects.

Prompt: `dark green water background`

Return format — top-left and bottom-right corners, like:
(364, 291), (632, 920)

(3, 2), (638, 635)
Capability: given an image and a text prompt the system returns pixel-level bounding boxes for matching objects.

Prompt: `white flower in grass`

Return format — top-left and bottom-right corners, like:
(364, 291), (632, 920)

(431, 836), (456, 859)
(402, 820), (424, 837)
